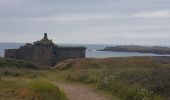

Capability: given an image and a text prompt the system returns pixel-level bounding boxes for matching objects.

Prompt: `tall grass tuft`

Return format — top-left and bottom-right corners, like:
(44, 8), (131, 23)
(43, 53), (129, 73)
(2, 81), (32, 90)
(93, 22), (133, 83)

(59, 57), (167, 100)
(28, 81), (68, 100)
(97, 75), (162, 100)
(0, 58), (37, 69)
(0, 80), (68, 100)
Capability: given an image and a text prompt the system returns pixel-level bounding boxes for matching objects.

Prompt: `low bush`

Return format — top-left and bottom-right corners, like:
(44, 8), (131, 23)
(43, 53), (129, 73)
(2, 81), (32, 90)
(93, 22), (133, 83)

(66, 71), (99, 84)
(27, 81), (68, 100)
(0, 80), (68, 100)
(97, 74), (163, 100)
(60, 57), (167, 100)
(0, 58), (37, 69)
(0, 67), (39, 78)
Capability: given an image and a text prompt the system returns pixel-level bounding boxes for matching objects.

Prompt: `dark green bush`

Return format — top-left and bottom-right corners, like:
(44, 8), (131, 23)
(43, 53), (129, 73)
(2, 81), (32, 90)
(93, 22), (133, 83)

(29, 81), (68, 100)
(97, 77), (161, 100)
(66, 71), (98, 84)
(0, 58), (37, 69)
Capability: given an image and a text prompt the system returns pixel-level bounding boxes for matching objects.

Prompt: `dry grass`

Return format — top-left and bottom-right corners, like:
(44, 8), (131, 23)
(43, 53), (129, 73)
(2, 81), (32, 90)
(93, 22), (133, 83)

(0, 57), (169, 100)
(0, 79), (68, 100)
(55, 57), (169, 100)
(0, 58), (68, 100)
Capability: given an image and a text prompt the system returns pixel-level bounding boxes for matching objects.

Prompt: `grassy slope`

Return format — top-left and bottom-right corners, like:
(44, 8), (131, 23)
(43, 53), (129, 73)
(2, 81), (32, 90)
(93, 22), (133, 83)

(0, 57), (170, 100)
(0, 58), (37, 69)
(0, 80), (67, 100)
(55, 57), (170, 100)
(0, 58), (68, 100)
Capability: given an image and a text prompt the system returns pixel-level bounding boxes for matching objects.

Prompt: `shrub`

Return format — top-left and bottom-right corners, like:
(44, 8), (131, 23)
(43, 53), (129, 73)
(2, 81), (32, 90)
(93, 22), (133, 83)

(61, 57), (167, 99)
(28, 81), (68, 100)
(66, 71), (99, 84)
(0, 58), (37, 69)
(0, 80), (68, 100)
(3, 70), (21, 77)
(97, 73), (163, 100)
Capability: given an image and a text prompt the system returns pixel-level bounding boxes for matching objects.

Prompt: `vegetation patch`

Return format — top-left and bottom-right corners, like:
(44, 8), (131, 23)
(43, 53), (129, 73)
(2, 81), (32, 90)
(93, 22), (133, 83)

(0, 56), (169, 100)
(0, 58), (37, 69)
(58, 57), (169, 100)
(98, 73), (164, 100)
(0, 80), (68, 100)
(67, 71), (99, 84)
(24, 81), (67, 100)
(0, 67), (39, 78)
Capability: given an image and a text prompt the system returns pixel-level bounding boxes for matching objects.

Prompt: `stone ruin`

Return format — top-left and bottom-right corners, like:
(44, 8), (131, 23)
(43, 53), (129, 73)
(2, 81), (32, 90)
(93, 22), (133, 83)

(5, 33), (86, 66)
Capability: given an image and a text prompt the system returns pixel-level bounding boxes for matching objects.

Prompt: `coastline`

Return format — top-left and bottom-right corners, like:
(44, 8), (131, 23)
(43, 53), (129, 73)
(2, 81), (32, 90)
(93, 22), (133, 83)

(100, 45), (170, 55)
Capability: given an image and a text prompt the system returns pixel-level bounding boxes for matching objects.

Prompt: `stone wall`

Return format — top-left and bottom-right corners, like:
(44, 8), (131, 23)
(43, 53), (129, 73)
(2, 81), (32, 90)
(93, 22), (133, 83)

(5, 49), (19, 58)
(18, 46), (34, 62)
(5, 46), (34, 62)
(54, 46), (86, 63)
(5, 34), (86, 66)
(5, 44), (86, 66)
(34, 45), (54, 66)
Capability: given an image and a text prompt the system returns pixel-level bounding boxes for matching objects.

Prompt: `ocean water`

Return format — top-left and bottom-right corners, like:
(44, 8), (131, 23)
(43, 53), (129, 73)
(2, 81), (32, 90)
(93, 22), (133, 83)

(0, 43), (170, 58)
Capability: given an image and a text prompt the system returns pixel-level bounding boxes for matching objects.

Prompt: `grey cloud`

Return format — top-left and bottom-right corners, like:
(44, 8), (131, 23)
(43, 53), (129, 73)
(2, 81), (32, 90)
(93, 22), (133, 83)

(0, 0), (170, 45)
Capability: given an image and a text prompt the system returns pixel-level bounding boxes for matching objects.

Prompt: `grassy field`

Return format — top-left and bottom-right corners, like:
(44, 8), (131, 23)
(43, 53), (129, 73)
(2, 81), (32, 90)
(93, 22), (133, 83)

(0, 57), (170, 100)
(0, 58), (68, 100)
(55, 57), (170, 100)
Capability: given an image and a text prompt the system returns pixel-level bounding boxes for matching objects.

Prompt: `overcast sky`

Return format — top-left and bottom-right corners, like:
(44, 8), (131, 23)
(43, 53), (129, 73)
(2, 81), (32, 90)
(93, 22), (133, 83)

(0, 0), (170, 45)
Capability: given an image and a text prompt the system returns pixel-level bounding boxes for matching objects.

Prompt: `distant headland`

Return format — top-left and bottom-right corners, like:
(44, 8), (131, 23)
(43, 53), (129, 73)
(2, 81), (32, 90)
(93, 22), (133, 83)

(100, 45), (170, 55)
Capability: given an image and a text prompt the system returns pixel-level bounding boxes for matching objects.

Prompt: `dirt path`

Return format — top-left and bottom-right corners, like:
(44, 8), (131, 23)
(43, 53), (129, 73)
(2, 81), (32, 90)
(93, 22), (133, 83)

(57, 83), (116, 100)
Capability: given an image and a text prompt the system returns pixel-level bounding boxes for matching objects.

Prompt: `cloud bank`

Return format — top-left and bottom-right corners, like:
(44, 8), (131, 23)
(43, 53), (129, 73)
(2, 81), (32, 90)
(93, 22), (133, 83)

(133, 10), (170, 18)
(0, 0), (170, 45)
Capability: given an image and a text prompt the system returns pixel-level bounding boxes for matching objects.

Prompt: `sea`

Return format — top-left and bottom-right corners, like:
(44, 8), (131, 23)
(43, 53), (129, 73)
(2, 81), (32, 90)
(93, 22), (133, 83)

(0, 43), (170, 58)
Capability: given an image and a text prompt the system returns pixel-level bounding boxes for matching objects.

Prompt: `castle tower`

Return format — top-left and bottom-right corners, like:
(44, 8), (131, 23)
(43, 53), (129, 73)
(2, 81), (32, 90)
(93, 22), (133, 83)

(44, 33), (48, 40)
(34, 33), (53, 46)
(5, 33), (86, 66)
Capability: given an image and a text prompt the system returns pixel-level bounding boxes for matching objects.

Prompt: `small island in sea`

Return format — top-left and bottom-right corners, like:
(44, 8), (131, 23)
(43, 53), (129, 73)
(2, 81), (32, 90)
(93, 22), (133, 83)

(100, 45), (170, 55)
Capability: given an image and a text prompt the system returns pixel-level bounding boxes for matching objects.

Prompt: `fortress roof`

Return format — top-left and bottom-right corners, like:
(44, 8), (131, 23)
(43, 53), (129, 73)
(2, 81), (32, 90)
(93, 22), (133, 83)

(34, 33), (54, 46)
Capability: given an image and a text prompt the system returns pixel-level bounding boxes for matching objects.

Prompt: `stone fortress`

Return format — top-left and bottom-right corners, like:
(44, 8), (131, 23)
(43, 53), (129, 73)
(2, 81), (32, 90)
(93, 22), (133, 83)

(5, 33), (86, 66)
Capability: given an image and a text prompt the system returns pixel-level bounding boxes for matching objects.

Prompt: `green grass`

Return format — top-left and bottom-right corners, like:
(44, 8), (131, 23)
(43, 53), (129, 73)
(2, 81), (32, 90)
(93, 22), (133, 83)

(0, 80), (20, 92)
(0, 80), (68, 100)
(97, 73), (164, 100)
(28, 80), (68, 100)
(0, 58), (39, 78)
(0, 58), (68, 100)
(0, 58), (37, 69)
(0, 57), (169, 100)
(0, 67), (39, 78)
(66, 70), (99, 84)
(56, 57), (168, 100)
